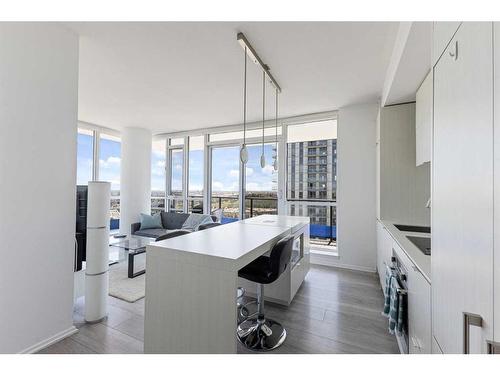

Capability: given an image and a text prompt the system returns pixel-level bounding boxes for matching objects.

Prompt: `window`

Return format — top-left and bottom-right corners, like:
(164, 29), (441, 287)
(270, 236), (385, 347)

(169, 148), (184, 212)
(211, 146), (240, 221)
(244, 143), (278, 218)
(286, 119), (337, 250)
(99, 133), (121, 223)
(151, 139), (166, 214)
(77, 128), (94, 185)
(188, 136), (204, 213)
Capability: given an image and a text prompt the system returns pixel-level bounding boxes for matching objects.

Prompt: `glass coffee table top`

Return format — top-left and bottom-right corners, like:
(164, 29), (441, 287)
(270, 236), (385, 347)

(109, 235), (155, 252)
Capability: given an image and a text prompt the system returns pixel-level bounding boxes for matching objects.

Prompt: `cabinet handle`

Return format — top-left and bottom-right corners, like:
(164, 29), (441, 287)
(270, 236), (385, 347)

(463, 312), (483, 354)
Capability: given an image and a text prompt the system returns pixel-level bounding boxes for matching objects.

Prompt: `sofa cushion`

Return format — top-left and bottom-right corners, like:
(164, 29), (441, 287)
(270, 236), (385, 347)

(133, 228), (168, 238)
(181, 214), (214, 231)
(160, 212), (190, 230)
(139, 213), (163, 230)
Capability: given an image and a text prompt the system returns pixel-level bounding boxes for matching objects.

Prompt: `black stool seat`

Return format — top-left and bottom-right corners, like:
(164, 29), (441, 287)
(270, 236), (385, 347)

(236, 236), (294, 351)
(238, 256), (273, 284)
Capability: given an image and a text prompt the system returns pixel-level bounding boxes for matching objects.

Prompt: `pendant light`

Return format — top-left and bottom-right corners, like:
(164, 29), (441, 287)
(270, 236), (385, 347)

(260, 70), (266, 168)
(273, 88), (279, 171)
(240, 46), (248, 164)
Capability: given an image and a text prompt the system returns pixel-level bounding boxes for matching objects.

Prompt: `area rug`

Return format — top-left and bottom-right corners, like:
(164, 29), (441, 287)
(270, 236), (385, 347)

(108, 258), (145, 303)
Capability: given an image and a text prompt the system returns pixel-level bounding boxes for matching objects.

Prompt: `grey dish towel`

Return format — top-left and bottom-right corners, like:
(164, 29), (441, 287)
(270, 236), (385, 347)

(383, 265), (405, 335)
(383, 265), (393, 315)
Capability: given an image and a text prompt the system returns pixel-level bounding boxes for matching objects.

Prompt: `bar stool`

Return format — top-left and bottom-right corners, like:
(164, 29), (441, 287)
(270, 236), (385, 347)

(236, 236), (294, 351)
(198, 222), (221, 231)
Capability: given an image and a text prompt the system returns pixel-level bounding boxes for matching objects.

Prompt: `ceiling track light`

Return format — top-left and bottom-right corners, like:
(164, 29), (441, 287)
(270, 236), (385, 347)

(237, 32), (281, 94)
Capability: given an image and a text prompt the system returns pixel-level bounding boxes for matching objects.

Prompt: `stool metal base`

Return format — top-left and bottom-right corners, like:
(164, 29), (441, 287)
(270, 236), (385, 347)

(237, 318), (287, 351)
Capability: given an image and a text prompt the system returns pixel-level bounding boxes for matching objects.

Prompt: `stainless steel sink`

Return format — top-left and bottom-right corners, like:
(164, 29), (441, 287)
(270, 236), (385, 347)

(406, 236), (431, 256)
(394, 224), (431, 234)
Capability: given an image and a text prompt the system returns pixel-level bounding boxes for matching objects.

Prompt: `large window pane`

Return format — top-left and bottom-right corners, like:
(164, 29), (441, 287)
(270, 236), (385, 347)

(188, 136), (204, 213)
(151, 139), (166, 214)
(244, 143), (278, 218)
(99, 133), (121, 228)
(77, 128), (94, 185)
(170, 148), (184, 212)
(211, 146), (239, 222)
(286, 120), (337, 250)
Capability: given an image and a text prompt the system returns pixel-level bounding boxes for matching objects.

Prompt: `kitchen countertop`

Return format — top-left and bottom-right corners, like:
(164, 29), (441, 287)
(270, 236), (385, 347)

(380, 220), (431, 284)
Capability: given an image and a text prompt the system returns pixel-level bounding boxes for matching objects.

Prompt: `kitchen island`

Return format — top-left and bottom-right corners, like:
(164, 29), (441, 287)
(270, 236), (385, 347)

(144, 215), (310, 354)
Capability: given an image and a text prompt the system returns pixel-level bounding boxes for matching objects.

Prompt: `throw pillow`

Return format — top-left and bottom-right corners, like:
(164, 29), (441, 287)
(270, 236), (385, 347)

(139, 213), (163, 230)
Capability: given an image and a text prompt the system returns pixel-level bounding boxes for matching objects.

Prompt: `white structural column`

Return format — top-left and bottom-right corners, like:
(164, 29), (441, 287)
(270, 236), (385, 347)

(120, 127), (152, 234)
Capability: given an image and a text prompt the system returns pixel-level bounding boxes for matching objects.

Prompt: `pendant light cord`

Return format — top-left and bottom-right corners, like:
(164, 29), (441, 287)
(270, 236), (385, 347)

(262, 70), (265, 154)
(275, 88), (278, 146)
(243, 46), (247, 146)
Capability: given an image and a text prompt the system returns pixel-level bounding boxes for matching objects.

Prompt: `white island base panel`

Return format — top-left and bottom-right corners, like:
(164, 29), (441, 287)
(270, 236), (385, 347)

(144, 215), (310, 354)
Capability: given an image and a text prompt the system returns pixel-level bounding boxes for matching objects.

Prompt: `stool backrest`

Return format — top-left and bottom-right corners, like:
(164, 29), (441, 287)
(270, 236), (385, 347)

(269, 236), (294, 281)
(155, 230), (189, 242)
(198, 222), (221, 231)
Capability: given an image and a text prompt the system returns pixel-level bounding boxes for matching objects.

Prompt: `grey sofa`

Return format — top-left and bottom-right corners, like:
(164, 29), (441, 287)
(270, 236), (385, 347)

(131, 211), (217, 239)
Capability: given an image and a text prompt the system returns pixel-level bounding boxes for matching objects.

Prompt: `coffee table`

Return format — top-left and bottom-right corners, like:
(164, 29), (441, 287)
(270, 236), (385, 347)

(109, 236), (155, 278)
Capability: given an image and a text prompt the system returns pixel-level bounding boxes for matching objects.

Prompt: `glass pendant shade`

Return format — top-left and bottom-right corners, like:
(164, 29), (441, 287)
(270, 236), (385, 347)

(260, 153), (266, 168)
(240, 144), (248, 164)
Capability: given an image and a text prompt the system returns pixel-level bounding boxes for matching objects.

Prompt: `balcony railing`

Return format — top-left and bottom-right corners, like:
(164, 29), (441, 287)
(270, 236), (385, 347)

(150, 194), (336, 250)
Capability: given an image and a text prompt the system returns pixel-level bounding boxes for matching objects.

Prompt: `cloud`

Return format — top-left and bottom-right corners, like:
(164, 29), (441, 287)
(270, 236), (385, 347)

(156, 160), (166, 168)
(229, 169), (239, 178)
(262, 164), (274, 175)
(246, 167), (254, 176)
(212, 181), (224, 191)
(99, 156), (121, 169)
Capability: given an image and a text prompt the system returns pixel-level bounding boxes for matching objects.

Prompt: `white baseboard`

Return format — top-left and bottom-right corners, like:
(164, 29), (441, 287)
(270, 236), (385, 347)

(19, 326), (78, 354)
(310, 252), (376, 273)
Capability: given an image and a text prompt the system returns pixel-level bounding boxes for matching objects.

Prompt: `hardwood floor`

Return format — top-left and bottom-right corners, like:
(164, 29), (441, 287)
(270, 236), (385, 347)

(38, 264), (399, 354)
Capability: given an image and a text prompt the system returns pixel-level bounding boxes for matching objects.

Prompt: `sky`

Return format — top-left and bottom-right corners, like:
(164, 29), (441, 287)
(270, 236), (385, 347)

(80, 133), (278, 194)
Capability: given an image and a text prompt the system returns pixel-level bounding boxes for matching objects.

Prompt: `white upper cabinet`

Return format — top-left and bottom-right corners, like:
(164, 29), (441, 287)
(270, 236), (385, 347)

(432, 22), (494, 354)
(415, 71), (432, 166)
(432, 22), (461, 67)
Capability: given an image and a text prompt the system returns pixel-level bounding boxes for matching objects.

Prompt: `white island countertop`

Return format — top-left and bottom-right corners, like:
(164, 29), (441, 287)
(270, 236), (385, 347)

(148, 215), (309, 272)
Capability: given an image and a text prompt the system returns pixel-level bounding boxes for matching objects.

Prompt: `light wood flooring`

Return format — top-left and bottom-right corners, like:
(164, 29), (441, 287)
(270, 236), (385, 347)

(38, 264), (399, 354)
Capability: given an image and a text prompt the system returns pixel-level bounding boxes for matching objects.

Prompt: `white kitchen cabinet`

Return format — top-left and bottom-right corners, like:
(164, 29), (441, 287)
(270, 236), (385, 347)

(407, 263), (431, 354)
(495, 22), (500, 352)
(432, 22), (461, 67)
(432, 22), (494, 353)
(415, 70), (432, 166)
(376, 220), (393, 288)
(392, 242), (431, 354)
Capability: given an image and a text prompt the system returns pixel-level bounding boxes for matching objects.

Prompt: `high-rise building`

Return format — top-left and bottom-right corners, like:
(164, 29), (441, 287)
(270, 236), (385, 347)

(287, 139), (336, 228)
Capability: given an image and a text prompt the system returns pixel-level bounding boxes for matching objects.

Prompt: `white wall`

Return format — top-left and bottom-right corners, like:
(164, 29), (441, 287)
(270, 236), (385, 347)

(334, 103), (378, 272)
(0, 24), (79, 353)
(120, 127), (152, 234)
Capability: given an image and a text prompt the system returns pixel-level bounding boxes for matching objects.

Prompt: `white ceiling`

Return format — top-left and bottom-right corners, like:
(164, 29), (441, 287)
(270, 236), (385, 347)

(67, 22), (398, 134)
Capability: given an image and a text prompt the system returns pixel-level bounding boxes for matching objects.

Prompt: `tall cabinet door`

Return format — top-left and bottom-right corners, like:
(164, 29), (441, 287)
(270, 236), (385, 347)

(432, 22), (494, 353)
